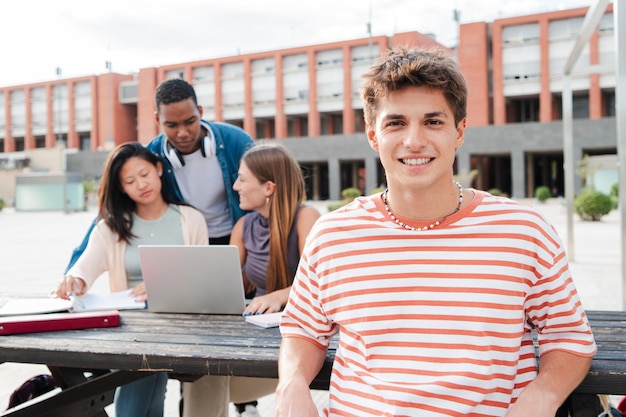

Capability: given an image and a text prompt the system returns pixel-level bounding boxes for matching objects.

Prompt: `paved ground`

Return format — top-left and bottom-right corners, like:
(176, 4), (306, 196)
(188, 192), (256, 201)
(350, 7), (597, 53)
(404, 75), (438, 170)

(0, 198), (622, 415)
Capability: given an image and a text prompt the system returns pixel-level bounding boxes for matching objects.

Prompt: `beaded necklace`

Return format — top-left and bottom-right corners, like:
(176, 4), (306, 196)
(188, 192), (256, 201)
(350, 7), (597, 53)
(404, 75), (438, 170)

(382, 181), (463, 231)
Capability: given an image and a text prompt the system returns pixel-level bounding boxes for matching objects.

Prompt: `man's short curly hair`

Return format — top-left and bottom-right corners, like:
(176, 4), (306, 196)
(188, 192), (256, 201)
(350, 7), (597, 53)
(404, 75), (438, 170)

(154, 78), (198, 111)
(361, 46), (467, 127)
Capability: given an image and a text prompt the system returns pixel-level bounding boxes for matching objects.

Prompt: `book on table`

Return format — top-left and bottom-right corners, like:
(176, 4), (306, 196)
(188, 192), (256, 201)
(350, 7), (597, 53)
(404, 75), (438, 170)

(0, 310), (120, 335)
(0, 289), (146, 316)
(244, 311), (283, 328)
(0, 290), (144, 335)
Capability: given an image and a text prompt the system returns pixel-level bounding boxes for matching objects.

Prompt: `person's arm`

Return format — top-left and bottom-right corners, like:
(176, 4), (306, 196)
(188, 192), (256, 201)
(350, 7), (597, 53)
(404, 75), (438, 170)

(54, 275), (87, 300)
(516, 221), (596, 415)
(245, 286), (290, 315)
(63, 216), (99, 274)
(505, 350), (592, 416)
(296, 206), (321, 252)
(275, 337), (327, 417)
(55, 222), (111, 297)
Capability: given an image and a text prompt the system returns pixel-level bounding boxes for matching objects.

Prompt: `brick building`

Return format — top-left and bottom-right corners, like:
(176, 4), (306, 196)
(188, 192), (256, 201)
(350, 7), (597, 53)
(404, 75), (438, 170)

(0, 3), (618, 202)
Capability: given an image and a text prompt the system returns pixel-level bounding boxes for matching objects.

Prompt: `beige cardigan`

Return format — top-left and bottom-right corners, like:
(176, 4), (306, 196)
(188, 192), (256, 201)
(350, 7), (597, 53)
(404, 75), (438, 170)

(67, 205), (208, 293)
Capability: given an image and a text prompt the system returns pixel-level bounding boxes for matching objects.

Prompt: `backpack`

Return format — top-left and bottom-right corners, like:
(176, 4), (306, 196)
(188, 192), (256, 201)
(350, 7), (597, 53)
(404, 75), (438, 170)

(6, 374), (58, 409)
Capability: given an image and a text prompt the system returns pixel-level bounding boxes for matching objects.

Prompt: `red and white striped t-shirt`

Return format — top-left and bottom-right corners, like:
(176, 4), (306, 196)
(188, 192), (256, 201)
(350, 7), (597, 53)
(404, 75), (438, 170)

(280, 190), (597, 417)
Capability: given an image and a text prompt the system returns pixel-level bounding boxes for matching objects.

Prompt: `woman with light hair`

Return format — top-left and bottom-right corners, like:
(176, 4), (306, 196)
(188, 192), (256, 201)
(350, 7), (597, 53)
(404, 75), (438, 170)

(183, 143), (321, 417)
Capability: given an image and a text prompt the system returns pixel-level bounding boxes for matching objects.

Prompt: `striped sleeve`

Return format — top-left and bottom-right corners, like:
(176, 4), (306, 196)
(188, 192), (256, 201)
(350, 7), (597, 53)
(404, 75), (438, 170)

(280, 245), (338, 348)
(523, 221), (597, 356)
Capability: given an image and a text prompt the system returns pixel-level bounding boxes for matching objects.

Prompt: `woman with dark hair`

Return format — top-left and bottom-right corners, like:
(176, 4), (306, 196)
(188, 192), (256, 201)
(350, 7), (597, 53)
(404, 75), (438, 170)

(182, 143), (321, 417)
(54, 141), (208, 417)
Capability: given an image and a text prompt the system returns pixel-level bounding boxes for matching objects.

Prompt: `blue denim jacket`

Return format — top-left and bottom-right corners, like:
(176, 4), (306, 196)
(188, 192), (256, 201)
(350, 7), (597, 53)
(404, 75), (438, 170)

(64, 119), (254, 273)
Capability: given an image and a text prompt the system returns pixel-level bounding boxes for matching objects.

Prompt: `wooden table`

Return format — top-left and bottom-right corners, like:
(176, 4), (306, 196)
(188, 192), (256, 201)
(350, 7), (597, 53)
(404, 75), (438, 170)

(0, 310), (331, 417)
(0, 310), (624, 416)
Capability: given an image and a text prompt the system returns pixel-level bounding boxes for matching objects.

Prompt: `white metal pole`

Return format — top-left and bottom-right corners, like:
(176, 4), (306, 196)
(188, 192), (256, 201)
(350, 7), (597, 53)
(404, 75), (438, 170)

(562, 76), (575, 260)
(614, 0), (626, 310)
(561, 0), (610, 262)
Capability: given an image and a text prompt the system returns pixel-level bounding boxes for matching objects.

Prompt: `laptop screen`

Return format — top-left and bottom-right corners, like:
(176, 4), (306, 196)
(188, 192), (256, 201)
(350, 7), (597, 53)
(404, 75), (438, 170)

(138, 245), (246, 315)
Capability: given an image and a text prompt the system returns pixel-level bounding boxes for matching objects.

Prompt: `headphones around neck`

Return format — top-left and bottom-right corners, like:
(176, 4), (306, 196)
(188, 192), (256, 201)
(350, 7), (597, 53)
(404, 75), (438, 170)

(163, 130), (216, 170)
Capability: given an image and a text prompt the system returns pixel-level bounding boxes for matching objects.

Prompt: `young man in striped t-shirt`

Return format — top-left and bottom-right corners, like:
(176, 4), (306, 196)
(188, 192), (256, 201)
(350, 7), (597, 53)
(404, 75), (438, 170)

(275, 46), (596, 417)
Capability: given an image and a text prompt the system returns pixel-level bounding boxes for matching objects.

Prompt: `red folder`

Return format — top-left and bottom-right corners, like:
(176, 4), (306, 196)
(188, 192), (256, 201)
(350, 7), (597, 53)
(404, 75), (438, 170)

(0, 310), (120, 335)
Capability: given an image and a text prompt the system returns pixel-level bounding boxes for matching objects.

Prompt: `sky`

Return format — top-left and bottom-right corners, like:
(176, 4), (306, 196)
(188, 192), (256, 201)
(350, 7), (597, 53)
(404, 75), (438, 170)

(1, 0), (599, 88)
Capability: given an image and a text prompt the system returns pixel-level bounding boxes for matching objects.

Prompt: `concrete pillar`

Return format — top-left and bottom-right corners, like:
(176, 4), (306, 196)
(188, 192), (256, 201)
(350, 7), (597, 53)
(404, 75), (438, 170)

(312, 163), (320, 201)
(455, 150), (472, 182)
(511, 150), (525, 199)
(328, 157), (341, 200)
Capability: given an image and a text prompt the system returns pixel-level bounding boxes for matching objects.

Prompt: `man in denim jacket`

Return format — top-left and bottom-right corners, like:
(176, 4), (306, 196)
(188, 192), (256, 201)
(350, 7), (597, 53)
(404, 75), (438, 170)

(147, 79), (255, 245)
(65, 78), (254, 267)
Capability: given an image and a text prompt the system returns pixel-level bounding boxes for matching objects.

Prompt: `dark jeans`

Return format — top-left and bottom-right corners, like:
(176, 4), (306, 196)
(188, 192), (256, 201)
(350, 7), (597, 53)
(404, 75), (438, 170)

(116, 372), (168, 417)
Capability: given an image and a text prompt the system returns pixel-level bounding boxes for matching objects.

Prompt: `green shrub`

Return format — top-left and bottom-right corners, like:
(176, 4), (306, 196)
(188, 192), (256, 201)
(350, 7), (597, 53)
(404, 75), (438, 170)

(341, 187), (361, 200)
(574, 189), (613, 221)
(454, 169), (478, 188)
(326, 201), (345, 212)
(327, 187), (363, 212)
(83, 180), (97, 195)
(488, 188), (508, 197)
(0, 198), (4, 211)
(534, 185), (551, 202)
(610, 182), (619, 210)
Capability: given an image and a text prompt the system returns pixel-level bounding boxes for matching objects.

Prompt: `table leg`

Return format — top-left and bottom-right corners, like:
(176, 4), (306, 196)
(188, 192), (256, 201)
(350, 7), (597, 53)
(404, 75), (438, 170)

(49, 367), (110, 388)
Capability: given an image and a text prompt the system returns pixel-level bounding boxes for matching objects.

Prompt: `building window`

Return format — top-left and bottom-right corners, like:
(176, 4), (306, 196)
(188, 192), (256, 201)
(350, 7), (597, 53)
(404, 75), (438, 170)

(14, 137), (25, 151)
(549, 17), (584, 40)
(320, 114), (343, 135)
(287, 116), (308, 137)
(252, 58), (275, 75)
(508, 97), (539, 123)
(165, 70), (184, 80)
(573, 94), (590, 119)
(354, 109), (365, 133)
(551, 94), (590, 120)
(255, 119), (275, 139)
(502, 23), (540, 44)
(502, 43), (540, 81)
(604, 90), (616, 117)
(192, 66), (214, 82)
(224, 119), (244, 129)
(80, 134), (91, 151)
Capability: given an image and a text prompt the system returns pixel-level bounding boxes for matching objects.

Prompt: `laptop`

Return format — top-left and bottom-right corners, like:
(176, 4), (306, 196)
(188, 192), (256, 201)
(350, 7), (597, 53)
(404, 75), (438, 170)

(138, 245), (246, 315)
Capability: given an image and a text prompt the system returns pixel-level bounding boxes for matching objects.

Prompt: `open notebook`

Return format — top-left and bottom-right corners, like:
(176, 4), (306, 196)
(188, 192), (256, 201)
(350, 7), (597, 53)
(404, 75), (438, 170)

(0, 290), (146, 316)
(244, 312), (282, 328)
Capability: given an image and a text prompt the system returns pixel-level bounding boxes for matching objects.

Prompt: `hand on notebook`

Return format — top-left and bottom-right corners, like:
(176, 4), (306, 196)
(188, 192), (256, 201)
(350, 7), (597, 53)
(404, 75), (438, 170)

(53, 275), (87, 300)
(243, 289), (289, 316)
(129, 283), (147, 302)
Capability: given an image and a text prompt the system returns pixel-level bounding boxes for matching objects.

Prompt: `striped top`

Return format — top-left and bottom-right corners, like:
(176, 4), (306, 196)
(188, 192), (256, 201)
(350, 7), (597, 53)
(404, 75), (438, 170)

(280, 190), (597, 417)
